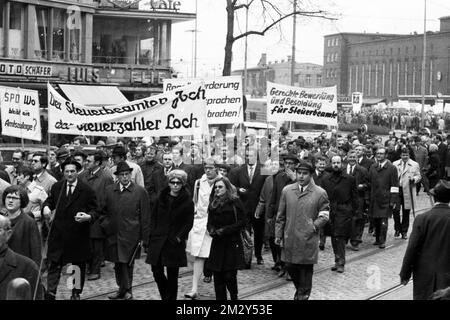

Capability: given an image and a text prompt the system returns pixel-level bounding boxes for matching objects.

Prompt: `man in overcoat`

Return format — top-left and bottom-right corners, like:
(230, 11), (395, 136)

(79, 151), (114, 281)
(368, 147), (400, 249)
(148, 152), (174, 209)
(400, 180), (450, 299)
(321, 156), (358, 273)
(392, 148), (421, 239)
(101, 162), (150, 300)
(275, 160), (330, 300)
(42, 158), (97, 300)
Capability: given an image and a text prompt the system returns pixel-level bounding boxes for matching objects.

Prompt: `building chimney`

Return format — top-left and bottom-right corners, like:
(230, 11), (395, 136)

(439, 16), (450, 32)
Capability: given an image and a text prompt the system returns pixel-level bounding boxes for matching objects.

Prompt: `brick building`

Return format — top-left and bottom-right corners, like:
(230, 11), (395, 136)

(323, 16), (450, 106)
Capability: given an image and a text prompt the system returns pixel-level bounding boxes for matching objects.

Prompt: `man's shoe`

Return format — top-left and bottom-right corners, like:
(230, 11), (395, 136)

(319, 244), (325, 251)
(256, 257), (264, 265)
(87, 274), (100, 281)
(297, 294), (310, 300)
(203, 276), (212, 283)
(44, 292), (56, 301)
(245, 263), (251, 270)
(278, 269), (286, 277)
(108, 291), (124, 300)
(372, 241), (380, 246)
(184, 292), (199, 300)
(394, 231), (400, 238)
(379, 243), (386, 249)
(331, 265), (338, 271)
(337, 266), (345, 273)
(402, 234), (408, 240)
(293, 291), (299, 300)
(122, 292), (133, 300)
(349, 245), (359, 251)
(70, 293), (80, 300)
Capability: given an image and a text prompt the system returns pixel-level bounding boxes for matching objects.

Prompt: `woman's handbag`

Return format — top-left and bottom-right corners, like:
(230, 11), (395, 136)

(233, 206), (253, 266)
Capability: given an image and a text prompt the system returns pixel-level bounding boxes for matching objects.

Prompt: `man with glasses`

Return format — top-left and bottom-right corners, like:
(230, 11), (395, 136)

(0, 215), (44, 300)
(101, 162), (150, 300)
(31, 153), (57, 195)
(268, 152), (298, 278)
(368, 147), (400, 249)
(79, 152), (114, 281)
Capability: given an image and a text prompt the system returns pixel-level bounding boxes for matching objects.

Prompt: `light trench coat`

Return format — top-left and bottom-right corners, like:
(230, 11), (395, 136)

(186, 174), (215, 258)
(393, 159), (421, 210)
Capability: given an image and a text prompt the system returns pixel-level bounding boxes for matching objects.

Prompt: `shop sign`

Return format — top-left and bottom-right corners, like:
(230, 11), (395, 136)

(131, 69), (170, 85)
(68, 67), (100, 83)
(0, 62), (53, 77)
(108, 0), (181, 11)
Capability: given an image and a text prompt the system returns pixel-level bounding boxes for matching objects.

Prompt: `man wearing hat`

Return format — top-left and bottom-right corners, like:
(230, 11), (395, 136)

(275, 160), (330, 300)
(96, 140), (106, 152)
(268, 152), (298, 277)
(400, 180), (450, 300)
(42, 158), (98, 300)
(101, 161), (150, 300)
(110, 146), (144, 187)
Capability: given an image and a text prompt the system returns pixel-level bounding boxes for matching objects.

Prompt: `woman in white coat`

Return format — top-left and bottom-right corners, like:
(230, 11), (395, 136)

(185, 158), (220, 299)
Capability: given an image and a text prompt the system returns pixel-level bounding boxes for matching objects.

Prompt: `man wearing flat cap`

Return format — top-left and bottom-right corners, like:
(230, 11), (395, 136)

(400, 180), (450, 299)
(42, 157), (98, 300)
(275, 160), (330, 300)
(101, 161), (150, 300)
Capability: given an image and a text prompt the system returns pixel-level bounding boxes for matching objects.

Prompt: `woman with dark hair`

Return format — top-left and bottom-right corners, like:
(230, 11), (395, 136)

(206, 176), (246, 300)
(1, 185), (41, 265)
(146, 169), (194, 300)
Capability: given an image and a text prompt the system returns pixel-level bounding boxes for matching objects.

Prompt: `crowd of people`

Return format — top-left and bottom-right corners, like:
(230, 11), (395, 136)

(338, 108), (450, 131)
(0, 126), (449, 300)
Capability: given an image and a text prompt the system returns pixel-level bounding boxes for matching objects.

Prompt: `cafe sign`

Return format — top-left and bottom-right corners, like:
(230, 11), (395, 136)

(108, 0), (181, 11)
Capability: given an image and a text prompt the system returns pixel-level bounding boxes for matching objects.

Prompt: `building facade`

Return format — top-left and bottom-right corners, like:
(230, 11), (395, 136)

(0, 0), (194, 144)
(323, 16), (450, 105)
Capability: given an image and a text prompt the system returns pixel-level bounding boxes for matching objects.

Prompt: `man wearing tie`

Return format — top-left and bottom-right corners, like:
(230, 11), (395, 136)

(230, 148), (267, 265)
(392, 148), (421, 239)
(42, 158), (98, 300)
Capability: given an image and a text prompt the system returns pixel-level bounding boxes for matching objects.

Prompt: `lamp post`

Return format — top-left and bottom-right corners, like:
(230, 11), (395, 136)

(420, 0), (427, 127)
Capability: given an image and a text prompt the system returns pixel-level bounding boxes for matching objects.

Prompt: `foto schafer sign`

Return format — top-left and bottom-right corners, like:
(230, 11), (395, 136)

(47, 83), (207, 137)
(0, 62), (52, 77)
(108, 0), (181, 11)
(266, 82), (338, 126)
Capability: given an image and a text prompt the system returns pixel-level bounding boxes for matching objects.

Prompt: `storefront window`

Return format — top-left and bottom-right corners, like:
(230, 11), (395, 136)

(69, 29), (81, 62)
(33, 7), (49, 60)
(93, 18), (167, 66)
(53, 9), (66, 61)
(9, 2), (25, 58)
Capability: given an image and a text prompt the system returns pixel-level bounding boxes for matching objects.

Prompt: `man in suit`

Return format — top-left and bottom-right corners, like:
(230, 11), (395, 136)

(230, 148), (267, 265)
(31, 153), (57, 195)
(102, 162), (150, 300)
(313, 156), (329, 251)
(140, 145), (162, 198)
(355, 145), (374, 171)
(110, 146), (145, 187)
(0, 215), (44, 300)
(171, 146), (194, 193)
(392, 148), (421, 239)
(346, 150), (369, 251)
(400, 180), (450, 299)
(79, 152), (114, 281)
(42, 158), (98, 300)
(148, 152), (173, 209)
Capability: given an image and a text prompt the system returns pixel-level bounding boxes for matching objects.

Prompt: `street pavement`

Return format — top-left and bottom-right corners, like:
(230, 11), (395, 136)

(49, 192), (433, 300)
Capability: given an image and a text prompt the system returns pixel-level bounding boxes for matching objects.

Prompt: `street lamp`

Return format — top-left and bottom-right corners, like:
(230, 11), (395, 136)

(420, 0), (427, 127)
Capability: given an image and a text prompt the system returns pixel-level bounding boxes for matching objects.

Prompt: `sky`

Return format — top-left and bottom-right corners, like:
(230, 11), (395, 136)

(170, 0), (450, 78)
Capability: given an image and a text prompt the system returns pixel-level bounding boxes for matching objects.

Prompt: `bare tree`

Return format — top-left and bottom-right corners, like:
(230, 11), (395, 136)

(222, 0), (337, 76)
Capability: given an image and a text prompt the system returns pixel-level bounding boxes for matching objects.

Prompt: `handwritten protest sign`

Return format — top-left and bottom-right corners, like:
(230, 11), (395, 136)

(163, 76), (243, 124)
(266, 82), (338, 126)
(47, 83), (208, 137)
(0, 86), (41, 141)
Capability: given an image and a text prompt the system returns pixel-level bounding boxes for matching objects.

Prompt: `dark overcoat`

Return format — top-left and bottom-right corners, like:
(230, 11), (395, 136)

(148, 168), (169, 208)
(43, 179), (97, 263)
(79, 168), (114, 238)
(426, 152), (440, 189)
(230, 164), (267, 222)
(368, 161), (399, 218)
(140, 160), (163, 196)
(400, 204), (450, 300)
(205, 198), (246, 272)
(0, 247), (44, 300)
(359, 156), (375, 171)
(101, 182), (151, 263)
(351, 164), (369, 214)
(321, 170), (358, 237)
(268, 171), (295, 220)
(146, 186), (194, 267)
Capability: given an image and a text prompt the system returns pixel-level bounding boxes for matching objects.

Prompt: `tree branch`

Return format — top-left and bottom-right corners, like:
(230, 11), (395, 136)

(234, 0), (255, 10)
(232, 10), (337, 42)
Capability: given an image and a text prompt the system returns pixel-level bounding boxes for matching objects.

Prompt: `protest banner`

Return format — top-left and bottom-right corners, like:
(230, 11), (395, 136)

(163, 76), (243, 124)
(352, 92), (363, 113)
(47, 83), (208, 137)
(266, 82), (338, 126)
(0, 86), (41, 141)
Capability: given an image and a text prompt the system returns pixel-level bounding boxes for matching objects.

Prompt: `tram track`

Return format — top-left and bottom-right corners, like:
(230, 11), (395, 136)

(365, 283), (408, 300)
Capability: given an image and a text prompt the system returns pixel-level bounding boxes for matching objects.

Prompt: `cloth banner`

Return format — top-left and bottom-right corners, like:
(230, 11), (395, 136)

(163, 76), (243, 124)
(266, 82), (337, 126)
(47, 83), (207, 137)
(0, 86), (41, 141)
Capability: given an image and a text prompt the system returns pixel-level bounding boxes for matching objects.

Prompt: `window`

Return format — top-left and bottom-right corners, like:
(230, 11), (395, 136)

(8, 2), (25, 58)
(326, 70), (330, 78)
(398, 47), (401, 55)
(335, 38), (339, 46)
(52, 9), (66, 61)
(249, 112), (257, 120)
(327, 39), (331, 47)
(33, 7), (49, 59)
(334, 53), (339, 61)
(305, 74), (311, 85)
(316, 74), (322, 85)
